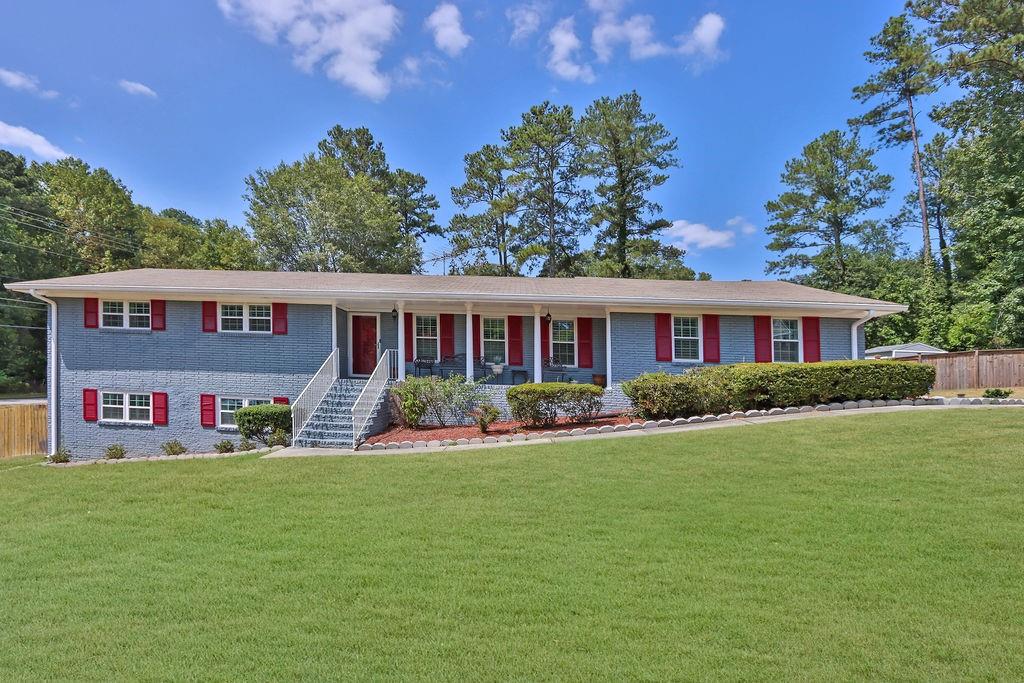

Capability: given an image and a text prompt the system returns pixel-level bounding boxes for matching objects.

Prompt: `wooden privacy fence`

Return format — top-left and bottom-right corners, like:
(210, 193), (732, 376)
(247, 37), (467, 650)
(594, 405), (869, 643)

(0, 403), (47, 458)
(898, 349), (1024, 391)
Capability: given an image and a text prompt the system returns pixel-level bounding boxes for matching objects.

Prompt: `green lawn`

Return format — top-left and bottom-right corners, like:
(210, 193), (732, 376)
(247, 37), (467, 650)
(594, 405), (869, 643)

(2, 410), (1023, 679)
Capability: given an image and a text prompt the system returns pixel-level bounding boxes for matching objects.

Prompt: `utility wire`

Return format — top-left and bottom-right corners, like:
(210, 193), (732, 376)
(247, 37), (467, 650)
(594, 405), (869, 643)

(0, 300), (48, 311)
(0, 206), (138, 255)
(0, 237), (104, 269)
(0, 294), (46, 306)
(0, 201), (141, 251)
(0, 323), (46, 330)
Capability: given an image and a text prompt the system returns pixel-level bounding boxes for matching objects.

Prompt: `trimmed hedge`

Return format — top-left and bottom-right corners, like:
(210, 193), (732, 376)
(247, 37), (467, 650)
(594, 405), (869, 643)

(235, 403), (292, 445)
(622, 361), (936, 420)
(507, 382), (604, 427)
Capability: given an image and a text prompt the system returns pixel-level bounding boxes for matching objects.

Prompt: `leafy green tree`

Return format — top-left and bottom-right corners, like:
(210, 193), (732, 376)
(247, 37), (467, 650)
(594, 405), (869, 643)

(140, 209), (205, 269)
(910, 0), (1024, 84)
(503, 102), (591, 277)
(245, 155), (420, 273)
(391, 169), (441, 240)
(851, 14), (939, 266)
(581, 239), (704, 280)
(199, 218), (264, 271)
(764, 130), (893, 289)
(578, 91), (679, 278)
(317, 125), (390, 180)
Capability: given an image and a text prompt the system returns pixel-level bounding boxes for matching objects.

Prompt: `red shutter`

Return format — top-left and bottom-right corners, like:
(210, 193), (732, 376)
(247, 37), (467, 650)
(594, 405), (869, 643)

(508, 316), (524, 366)
(200, 394), (216, 427)
(654, 313), (672, 362)
(473, 314), (482, 360)
(151, 300), (166, 331)
(202, 301), (218, 332)
(754, 316), (772, 363)
(540, 317), (550, 362)
(404, 312), (413, 361)
(83, 388), (98, 421)
(802, 317), (821, 363)
(272, 303), (288, 335)
(273, 396), (290, 405)
(703, 314), (720, 363)
(84, 298), (99, 328)
(439, 314), (455, 358)
(152, 392), (168, 425)
(578, 317), (593, 368)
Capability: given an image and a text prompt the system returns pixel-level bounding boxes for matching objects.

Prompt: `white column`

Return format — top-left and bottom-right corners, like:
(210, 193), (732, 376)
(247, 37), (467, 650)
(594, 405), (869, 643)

(331, 305), (339, 378)
(533, 305), (543, 383)
(465, 303), (474, 382)
(396, 302), (406, 380)
(605, 308), (613, 386)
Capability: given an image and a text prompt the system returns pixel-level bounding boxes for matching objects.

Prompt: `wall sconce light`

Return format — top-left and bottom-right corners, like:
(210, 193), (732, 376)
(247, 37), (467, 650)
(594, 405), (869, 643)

(391, 307), (398, 320)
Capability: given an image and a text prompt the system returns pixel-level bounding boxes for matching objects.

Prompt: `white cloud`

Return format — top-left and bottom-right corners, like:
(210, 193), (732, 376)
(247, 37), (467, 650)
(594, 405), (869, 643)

(666, 219), (735, 250)
(726, 215), (757, 235)
(678, 13), (725, 61)
(0, 120), (68, 160)
(425, 3), (470, 57)
(547, 17), (594, 83)
(217, 0), (400, 101)
(506, 3), (543, 43)
(118, 79), (158, 98)
(592, 13), (667, 62)
(0, 68), (59, 99)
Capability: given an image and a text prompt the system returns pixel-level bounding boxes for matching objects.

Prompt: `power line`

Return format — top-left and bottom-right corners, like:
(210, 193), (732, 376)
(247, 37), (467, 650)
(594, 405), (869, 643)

(0, 323), (45, 330)
(0, 293), (46, 306)
(0, 300), (47, 311)
(0, 206), (138, 255)
(0, 237), (103, 268)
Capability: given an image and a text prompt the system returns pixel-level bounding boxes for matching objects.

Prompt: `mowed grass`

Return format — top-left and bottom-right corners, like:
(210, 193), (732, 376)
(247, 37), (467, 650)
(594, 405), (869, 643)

(2, 410), (1023, 679)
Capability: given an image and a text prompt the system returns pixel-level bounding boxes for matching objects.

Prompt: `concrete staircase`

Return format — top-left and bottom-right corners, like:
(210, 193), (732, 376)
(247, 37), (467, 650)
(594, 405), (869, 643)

(292, 379), (383, 449)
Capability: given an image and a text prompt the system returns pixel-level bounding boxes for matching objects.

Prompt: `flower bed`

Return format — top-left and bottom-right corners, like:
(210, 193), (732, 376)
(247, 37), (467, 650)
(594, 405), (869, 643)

(364, 414), (633, 445)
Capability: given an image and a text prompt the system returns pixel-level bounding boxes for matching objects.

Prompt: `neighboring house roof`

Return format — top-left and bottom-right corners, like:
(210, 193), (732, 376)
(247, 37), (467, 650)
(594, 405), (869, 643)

(8, 268), (906, 314)
(865, 342), (947, 355)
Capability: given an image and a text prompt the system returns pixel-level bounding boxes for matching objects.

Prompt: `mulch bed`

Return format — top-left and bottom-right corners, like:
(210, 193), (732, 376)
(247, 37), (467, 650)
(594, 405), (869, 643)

(364, 413), (633, 444)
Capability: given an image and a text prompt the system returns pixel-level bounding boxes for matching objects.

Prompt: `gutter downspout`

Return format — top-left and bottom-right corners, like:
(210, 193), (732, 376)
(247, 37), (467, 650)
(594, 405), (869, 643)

(29, 289), (57, 456)
(851, 309), (876, 360)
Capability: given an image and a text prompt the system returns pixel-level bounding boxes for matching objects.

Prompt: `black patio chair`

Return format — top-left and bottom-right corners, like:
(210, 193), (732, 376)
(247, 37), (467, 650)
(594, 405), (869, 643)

(439, 353), (465, 379)
(413, 356), (437, 377)
(543, 357), (568, 383)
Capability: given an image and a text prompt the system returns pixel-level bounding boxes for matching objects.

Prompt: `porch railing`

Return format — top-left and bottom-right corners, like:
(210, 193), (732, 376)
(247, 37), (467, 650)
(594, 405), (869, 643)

(352, 349), (399, 446)
(292, 348), (339, 438)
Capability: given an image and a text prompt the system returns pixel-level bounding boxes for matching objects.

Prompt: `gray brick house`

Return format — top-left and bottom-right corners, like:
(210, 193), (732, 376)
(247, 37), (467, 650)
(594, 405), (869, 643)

(9, 269), (905, 458)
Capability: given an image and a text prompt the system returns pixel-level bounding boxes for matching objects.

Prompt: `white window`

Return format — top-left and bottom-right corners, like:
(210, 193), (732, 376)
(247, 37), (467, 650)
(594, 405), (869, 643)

(415, 314), (439, 360)
(673, 316), (701, 361)
(101, 300), (150, 329)
(220, 303), (271, 333)
(482, 317), (506, 364)
(550, 319), (576, 367)
(101, 392), (151, 423)
(218, 397), (271, 427)
(773, 318), (801, 362)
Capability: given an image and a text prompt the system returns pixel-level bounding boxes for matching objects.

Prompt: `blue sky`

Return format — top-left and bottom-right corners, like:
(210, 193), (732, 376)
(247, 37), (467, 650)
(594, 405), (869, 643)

(0, 0), (935, 279)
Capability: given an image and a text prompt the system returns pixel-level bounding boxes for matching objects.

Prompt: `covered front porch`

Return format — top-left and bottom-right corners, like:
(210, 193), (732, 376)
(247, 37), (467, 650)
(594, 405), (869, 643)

(331, 300), (611, 386)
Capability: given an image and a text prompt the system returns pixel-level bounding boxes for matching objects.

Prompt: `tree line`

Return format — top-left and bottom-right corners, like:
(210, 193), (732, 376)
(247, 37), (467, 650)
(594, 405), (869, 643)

(764, 1), (1024, 350)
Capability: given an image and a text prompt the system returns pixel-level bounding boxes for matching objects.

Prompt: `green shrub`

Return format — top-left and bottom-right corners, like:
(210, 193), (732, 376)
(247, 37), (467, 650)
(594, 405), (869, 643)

(622, 361), (935, 419)
(390, 375), (485, 427)
(506, 382), (604, 427)
(161, 440), (187, 456)
(267, 429), (290, 448)
(471, 403), (501, 433)
(49, 446), (71, 464)
(213, 439), (235, 454)
(105, 443), (126, 460)
(983, 388), (1013, 399)
(239, 438), (257, 452)
(235, 403), (292, 445)
(621, 370), (731, 420)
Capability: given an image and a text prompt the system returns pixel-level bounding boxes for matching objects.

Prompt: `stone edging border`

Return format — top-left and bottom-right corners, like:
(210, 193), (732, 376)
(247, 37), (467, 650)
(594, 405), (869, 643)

(349, 396), (1022, 452)
(46, 445), (285, 467)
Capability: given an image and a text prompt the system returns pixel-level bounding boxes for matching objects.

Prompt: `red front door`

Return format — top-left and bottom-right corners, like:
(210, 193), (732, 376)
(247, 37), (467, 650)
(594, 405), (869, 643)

(351, 315), (378, 375)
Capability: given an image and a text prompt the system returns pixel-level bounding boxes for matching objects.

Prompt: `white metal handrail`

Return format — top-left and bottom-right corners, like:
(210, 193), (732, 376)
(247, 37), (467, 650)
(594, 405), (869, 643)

(352, 349), (399, 445)
(292, 349), (339, 437)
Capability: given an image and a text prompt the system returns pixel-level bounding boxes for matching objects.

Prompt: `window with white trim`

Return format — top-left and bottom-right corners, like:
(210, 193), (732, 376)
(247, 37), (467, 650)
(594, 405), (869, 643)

(773, 318), (800, 362)
(482, 317), (506, 364)
(672, 316), (700, 361)
(415, 314), (439, 360)
(551, 319), (576, 366)
(220, 303), (271, 333)
(101, 300), (150, 329)
(218, 397), (271, 427)
(101, 392), (152, 423)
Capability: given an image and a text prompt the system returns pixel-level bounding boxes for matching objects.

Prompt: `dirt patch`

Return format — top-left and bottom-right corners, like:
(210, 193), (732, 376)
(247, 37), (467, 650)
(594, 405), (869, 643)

(365, 413), (634, 444)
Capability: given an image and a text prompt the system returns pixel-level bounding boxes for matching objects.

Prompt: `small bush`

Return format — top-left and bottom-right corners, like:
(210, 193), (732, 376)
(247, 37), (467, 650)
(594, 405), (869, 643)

(390, 375), (485, 427)
(239, 438), (257, 452)
(105, 443), (126, 460)
(267, 429), (290, 448)
(49, 446), (71, 464)
(161, 440), (187, 456)
(235, 403), (292, 445)
(507, 383), (605, 427)
(213, 439), (235, 454)
(472, 403), (501, 433)
(983, 388), (1013, 399)
(622, 361), (936, 419)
